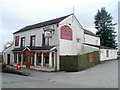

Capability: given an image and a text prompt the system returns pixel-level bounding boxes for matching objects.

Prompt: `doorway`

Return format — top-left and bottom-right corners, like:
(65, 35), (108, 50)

(7, 54), (10, 65)
(24, 50), (31, 68)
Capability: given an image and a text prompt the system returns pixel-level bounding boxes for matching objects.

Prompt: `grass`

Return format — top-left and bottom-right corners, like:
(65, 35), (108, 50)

(2, 64), (29, 76)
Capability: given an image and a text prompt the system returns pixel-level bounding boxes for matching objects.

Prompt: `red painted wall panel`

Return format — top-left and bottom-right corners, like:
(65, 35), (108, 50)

(89, 54), (93, 62)
(60, 25), (72, 40)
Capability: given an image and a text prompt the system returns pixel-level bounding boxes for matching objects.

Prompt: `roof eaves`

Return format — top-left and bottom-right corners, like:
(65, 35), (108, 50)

(13, 14), (71, 34)
(84, 43), (100, 48)
(84, 29), (99, 37)
(100, 46), (117, 50)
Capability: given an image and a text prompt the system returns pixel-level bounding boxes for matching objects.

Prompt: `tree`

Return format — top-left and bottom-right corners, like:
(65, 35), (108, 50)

(4, 41), (13, 49)
(94, 7), (117, 48)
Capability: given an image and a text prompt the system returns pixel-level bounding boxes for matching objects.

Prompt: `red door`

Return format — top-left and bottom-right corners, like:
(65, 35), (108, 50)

(106, 50), (109, 57)
(7, 54), (10, 65)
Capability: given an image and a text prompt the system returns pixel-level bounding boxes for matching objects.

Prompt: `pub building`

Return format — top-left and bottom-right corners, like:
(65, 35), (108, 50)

(3, 14), (101, 71)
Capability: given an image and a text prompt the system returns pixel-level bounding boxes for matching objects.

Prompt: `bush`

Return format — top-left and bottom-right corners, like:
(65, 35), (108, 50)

(2, 64), (29, 76)
(2, 64), (6, 69)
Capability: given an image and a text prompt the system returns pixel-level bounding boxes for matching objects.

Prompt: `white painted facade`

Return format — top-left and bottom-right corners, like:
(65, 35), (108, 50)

(84, 34), (100, 46)
(82, 45), (99, 54)
(82, 30), (118, 61)
(13, 24), (59, 47)
(3, 14), (117, 71)
(3, 14), (85, 71)
(81, 32), (100, 54)
(59, 15), (84, 55)
(100, 49), (118, 61)
(2, 45), (14, 64)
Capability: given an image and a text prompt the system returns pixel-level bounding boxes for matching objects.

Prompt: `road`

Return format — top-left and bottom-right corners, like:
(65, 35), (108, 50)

(2, 59), (118, 88)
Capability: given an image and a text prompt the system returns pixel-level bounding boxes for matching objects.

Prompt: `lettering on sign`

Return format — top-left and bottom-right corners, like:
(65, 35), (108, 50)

(60, 25), (72, 40)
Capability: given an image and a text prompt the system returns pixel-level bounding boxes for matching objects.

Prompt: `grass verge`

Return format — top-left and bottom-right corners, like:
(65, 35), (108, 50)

(2, 64), (29, 76)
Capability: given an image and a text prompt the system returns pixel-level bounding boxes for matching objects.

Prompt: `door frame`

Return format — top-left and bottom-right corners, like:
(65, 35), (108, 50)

(7, 54), (10, 65)
(24, 50), (32, 67)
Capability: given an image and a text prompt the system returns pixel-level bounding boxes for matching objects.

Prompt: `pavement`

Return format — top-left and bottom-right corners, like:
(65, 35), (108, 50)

(0, 73), (2, 89)
(2, 59), (118, 88)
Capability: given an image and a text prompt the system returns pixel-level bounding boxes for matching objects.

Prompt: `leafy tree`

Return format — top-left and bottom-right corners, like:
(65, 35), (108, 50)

(94, 7), (117, 48)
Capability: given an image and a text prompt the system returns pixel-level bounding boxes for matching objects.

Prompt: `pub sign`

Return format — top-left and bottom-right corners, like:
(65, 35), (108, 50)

(60, 25), (72, 40)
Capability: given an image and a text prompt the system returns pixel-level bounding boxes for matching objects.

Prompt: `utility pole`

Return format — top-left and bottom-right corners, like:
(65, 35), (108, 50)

(118, 1), (120, 58)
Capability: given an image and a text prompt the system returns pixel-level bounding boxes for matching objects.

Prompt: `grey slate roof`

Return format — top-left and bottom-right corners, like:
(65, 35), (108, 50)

(12, 46), (56, 51)
(84, 43), (100, 48)
(100, 46), (117, 50)
(13, 14), (71, 34)
(12, 47), (25, 51)
(84, 29), (99, 37)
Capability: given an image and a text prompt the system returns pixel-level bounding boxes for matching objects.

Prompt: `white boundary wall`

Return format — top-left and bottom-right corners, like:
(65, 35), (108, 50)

(100, 49), (118, 61)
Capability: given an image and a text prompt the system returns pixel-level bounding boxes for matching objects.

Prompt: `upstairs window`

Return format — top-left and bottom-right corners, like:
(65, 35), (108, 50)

(42, 34), (45, 46)
(30, 35), (35, 46)
(42, 34), (49, 46)
(21, 37), (25, 47)
(45, 38), (49, 46)
(15, 36), (19, 46)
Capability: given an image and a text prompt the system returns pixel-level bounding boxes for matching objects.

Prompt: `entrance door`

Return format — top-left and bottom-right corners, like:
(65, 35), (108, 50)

(26, 56), (31, 68)
(24, 50), (31, 68)
(7, 54), (10, 65)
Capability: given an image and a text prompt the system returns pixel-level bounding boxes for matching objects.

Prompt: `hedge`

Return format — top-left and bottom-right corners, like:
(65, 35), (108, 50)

(60, 51), (100, 72)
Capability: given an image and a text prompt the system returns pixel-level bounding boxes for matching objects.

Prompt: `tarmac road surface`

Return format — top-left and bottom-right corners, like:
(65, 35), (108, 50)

(2, 59), (118, 88)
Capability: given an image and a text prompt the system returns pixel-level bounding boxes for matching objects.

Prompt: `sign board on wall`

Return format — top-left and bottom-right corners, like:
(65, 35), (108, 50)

(44, 31), (52, 38)
(89, 54), (93, 62)
(60, 25), (72, 40)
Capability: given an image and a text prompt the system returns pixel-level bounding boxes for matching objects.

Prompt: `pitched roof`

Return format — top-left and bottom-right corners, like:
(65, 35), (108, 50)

(84, 43), (100, 48)
(12, 46), (56, 51)
(12, 47), (25, 51)
(13, 14), (72, 34)
(84, 29), (99, 37)
(100, 46), (117, 50)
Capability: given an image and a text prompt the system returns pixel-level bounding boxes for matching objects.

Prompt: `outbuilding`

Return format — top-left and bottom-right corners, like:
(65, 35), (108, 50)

(100, 46), (118, 61)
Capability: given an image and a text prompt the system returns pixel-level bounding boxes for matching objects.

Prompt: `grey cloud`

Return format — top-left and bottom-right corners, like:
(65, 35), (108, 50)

(0, 0), (118, 51)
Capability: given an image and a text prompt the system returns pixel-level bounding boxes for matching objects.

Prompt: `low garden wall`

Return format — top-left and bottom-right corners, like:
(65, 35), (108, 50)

(60, 51), (100, 72)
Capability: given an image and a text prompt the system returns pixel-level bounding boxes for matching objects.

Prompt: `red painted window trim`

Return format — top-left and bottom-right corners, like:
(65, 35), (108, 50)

(30, 35), (35, 46)
(21, 37), (25, 47)
(15, 36), (19, 46)
(42, 34), (49, 46)
(42, 34), (45, 46)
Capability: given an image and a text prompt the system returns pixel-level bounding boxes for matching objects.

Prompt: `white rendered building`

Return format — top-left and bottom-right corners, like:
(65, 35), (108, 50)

(3, 14), (117, 71)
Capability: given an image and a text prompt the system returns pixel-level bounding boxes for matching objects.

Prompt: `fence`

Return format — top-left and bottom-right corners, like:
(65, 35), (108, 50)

(60, 51), (100, 72)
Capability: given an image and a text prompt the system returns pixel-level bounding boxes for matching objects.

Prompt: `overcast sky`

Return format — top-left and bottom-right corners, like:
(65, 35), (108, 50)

(0, 0), (119, 52)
